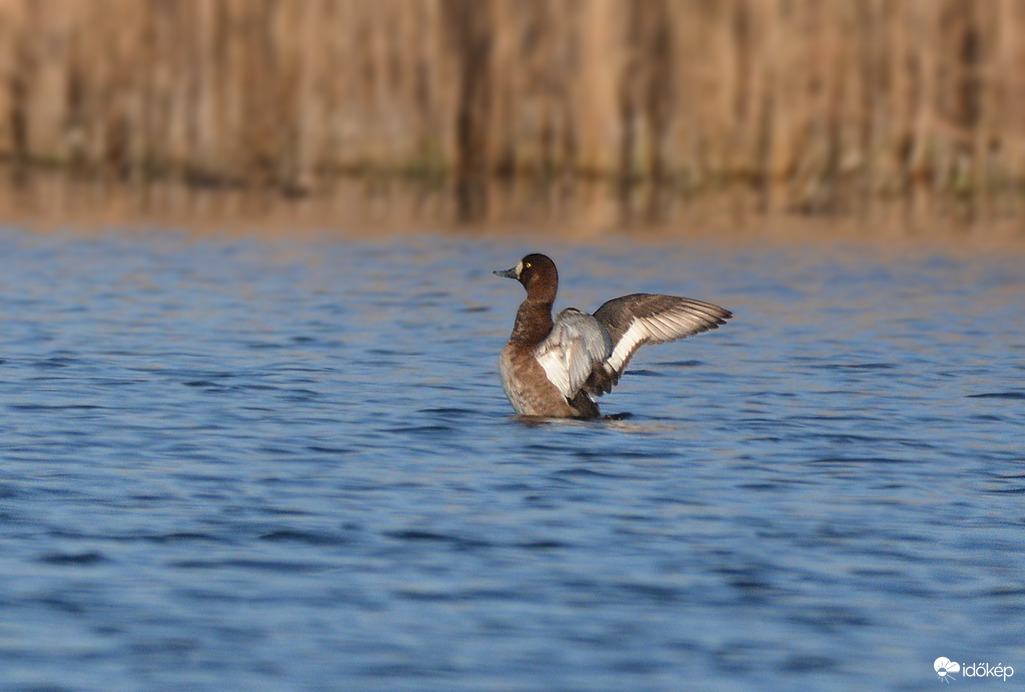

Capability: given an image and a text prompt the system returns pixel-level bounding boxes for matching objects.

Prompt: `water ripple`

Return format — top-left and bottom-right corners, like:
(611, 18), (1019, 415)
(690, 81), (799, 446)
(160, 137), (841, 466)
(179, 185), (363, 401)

(0, 229), (1022, 691)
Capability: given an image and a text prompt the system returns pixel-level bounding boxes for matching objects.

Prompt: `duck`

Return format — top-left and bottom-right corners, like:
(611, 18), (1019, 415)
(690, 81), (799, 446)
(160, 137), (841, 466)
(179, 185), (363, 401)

(494, 253), (732, 418)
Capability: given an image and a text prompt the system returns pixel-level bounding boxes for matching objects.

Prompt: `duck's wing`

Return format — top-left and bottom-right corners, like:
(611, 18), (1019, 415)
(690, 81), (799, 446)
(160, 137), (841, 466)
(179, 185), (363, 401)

(534, 308), (614, 400)
(587, 293), (732, 393)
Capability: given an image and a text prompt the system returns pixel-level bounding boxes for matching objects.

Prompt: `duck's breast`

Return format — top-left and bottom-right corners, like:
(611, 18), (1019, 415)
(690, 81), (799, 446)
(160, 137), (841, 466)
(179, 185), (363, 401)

(499, 342), (578, 417)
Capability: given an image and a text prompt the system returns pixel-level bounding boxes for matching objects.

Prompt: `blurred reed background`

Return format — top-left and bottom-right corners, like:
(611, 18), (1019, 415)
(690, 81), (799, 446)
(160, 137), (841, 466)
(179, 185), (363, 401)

(0, 0), (1023, 226)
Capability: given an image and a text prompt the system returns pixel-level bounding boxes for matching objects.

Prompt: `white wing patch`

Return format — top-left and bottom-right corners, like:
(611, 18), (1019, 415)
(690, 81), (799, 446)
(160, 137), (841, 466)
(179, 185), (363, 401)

(605, 306), (723, 376)
(606, 318), (650, 375)
(534, 309), (613, 399)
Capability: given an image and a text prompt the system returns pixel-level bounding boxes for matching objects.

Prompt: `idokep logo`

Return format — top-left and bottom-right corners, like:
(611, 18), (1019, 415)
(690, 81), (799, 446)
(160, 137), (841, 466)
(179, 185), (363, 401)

(934, 657), (1015, 682)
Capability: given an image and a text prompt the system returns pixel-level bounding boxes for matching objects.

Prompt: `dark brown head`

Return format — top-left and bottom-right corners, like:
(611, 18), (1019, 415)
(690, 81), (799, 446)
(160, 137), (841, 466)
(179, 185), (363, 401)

(493, 253), (559, 302)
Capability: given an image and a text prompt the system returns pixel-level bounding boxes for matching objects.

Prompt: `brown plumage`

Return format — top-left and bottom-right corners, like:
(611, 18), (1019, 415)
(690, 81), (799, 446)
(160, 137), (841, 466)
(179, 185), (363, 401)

(495, 253), (732, 418)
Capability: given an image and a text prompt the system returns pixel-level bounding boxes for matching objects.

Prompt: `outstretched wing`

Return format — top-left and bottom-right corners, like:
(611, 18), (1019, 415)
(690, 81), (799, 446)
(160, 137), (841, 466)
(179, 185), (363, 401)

(534, 308), (613, 400)
(588, 293), (732, 393)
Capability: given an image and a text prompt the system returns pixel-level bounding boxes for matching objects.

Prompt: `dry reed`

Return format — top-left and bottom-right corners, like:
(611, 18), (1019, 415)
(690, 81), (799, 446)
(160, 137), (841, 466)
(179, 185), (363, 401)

(0, 0), (1023, 217)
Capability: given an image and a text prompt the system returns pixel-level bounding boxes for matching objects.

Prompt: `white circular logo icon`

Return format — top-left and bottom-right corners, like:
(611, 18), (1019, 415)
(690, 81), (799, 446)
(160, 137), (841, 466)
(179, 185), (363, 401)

(935, 657), (961, 680)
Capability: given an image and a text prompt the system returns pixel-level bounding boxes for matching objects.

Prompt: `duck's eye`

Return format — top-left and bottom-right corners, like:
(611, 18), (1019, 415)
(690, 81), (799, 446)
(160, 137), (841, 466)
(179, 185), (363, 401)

(524, 262), (532, 269)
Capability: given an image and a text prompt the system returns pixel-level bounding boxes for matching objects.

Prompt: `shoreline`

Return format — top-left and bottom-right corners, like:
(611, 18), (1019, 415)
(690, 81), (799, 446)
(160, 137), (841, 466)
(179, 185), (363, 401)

(0, 169), (1023, 255)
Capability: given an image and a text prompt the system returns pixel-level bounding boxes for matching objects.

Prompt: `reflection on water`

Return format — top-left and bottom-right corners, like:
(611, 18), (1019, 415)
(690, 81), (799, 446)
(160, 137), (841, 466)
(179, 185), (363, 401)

(0, 223), (1023, 690)
(3, 170), (1025, 250)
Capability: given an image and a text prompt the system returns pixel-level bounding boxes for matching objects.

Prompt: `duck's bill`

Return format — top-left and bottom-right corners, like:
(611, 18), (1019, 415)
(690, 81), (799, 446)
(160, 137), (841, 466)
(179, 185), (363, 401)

(493, 267), (518, 279)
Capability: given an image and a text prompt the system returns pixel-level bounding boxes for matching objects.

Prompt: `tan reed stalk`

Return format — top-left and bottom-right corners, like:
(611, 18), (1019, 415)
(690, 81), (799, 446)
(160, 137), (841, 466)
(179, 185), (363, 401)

(0, 0), (1021, 216)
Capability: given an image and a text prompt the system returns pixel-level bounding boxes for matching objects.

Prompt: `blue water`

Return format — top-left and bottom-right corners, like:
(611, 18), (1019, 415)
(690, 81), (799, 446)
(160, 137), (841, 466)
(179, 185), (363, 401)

(1, 226), (1023, 691)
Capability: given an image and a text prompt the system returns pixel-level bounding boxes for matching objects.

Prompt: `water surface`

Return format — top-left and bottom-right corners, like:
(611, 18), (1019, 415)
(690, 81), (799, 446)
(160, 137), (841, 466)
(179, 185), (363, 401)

(1, 227), (1023, 691)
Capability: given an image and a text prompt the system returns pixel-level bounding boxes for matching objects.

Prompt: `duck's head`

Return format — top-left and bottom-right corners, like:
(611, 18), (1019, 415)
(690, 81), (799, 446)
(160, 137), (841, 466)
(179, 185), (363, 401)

(494, 253), (558, 301)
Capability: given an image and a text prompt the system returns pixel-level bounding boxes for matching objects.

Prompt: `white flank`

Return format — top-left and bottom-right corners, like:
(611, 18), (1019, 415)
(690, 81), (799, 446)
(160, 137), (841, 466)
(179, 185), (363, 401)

(536, 348), (572, 398)
(535, 310), (612, 399)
